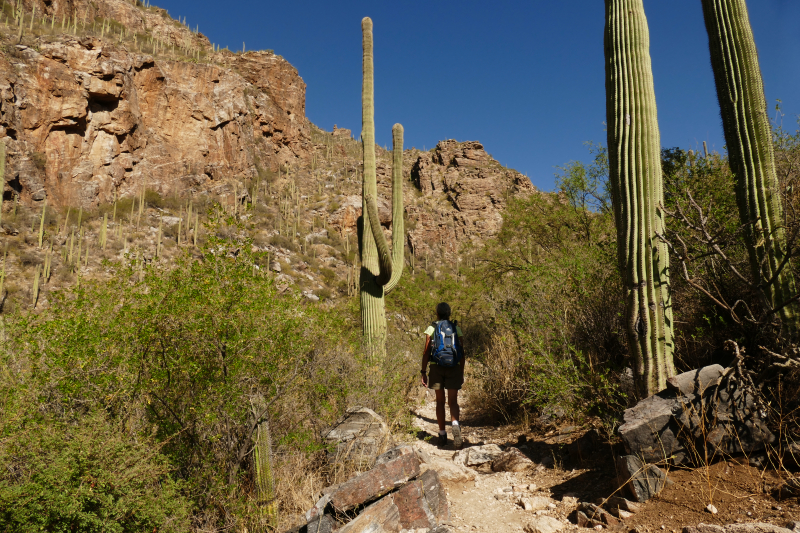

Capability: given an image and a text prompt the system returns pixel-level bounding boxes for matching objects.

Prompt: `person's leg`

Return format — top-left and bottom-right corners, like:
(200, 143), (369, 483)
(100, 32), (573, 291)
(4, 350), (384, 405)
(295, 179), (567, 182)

(447, 389), (460, 422)
(447, 388), (462, 448)
(435, 389), (446, 432)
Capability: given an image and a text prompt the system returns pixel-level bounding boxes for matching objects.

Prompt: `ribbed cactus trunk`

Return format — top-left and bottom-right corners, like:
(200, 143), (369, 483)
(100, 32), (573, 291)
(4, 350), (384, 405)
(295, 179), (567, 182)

(252, 400), (277, 527)
(605, 0), (676, 396)
(359, 17), (405, 359)
(701, 0), (798, 334)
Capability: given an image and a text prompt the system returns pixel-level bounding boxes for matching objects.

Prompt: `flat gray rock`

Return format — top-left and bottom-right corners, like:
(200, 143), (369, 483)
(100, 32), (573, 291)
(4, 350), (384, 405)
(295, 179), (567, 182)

(619, 393), (686, 464)
(616, 455), (669, 502)
(666, 365), (725, 394)
(525, 516), (565, 533)
(452, 444), (503, 466)
(322, 406), (391, 468)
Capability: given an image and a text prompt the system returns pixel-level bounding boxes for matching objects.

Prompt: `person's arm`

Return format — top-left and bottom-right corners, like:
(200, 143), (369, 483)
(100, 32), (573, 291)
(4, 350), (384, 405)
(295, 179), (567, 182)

(420, 335), (431, 386)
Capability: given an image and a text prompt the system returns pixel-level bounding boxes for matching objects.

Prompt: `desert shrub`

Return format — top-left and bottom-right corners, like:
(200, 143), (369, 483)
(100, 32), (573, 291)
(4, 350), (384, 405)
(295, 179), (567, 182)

(270, 234), (298, 252)
(0, 214), (414, 530)
(0, 413), (192, 533)
(320, 267), (336, 285)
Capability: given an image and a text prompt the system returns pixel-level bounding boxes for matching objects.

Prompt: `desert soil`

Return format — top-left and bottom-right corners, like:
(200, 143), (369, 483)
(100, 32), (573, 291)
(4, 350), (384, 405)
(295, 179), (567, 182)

(410, 391), (799, 533)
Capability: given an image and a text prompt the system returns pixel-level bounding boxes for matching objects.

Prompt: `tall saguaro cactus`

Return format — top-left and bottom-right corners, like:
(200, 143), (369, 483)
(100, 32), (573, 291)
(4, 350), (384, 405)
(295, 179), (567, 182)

(359, 17), (405, 353)
(605, 0), (675, 396)
(701, 0), (798, 332)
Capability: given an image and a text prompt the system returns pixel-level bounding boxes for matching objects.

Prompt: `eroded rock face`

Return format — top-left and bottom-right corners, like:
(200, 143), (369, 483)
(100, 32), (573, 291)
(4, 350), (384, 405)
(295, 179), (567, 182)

(0, 31), (308, 207)
(407, 140), (536, 257)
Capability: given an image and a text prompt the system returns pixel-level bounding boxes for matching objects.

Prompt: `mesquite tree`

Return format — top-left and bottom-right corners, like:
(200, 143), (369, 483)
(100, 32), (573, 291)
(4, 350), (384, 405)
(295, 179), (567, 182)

(701, 0), (799, 333)
(605, 0), (676, 396)
(359, 17), (405, 355)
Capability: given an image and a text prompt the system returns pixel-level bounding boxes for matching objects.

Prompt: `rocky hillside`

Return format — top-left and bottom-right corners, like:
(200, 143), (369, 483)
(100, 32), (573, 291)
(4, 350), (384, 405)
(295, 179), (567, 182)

(0, 0), (536, 311)
(1, 1), (308, 207)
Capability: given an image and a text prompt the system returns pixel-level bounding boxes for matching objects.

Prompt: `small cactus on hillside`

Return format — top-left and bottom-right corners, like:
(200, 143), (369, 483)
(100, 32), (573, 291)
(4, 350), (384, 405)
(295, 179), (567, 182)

(701, 0), (798, 333)
(359, 17), (405, 355)
(604, 0), (676, 395)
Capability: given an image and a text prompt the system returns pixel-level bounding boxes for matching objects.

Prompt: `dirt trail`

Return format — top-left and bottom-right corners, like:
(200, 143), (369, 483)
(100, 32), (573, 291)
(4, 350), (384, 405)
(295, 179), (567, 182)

(411, 391), (583, 533)
(410, 391), (800, 533)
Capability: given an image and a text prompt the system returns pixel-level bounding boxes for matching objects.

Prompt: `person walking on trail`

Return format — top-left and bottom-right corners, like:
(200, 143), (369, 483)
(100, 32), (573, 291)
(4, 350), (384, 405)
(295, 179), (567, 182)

(420, 302), (465, 449)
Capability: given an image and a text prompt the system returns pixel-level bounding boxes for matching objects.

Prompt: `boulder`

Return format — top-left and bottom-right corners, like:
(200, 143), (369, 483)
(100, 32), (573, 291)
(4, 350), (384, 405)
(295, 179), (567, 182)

(322, 407), (391, 468)
(492, 448), (534, 472)
(327, 448), (421, 512)
(334, 470), (448, 533)
(575, 511), (602, 529)
(452, 444), (504, 467)
(422, 459), (476, 483)
(605, 496), (641, 514)
(619, 392), (686, 464)
(621, 365), (776, 467)
(577, 502), (619, 526)
(525, 516), (565, 533)
(526, 496), (555, 511)
(774, 478), (800, 500)
(290, 514), (337, 533)
(616, 455), (669, 502)
(393, 470), (450, 529)
(666, 365), (724, 394)
(374, 444), (416, 466)
(337, 495), (401, 533)
(782, 442), (800, 469)
(673, 388), (775, 458)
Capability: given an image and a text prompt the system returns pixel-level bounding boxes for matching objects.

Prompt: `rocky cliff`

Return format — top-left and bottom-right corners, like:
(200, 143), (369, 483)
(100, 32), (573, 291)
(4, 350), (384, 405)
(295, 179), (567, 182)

(0, 0), (309, 207)
(0, 0), (538, 310)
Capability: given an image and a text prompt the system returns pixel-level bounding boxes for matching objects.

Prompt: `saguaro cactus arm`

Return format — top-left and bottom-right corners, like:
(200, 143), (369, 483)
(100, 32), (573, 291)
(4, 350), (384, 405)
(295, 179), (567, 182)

(364, 124), (405, 290)
(364, 193), (392, 286)
(384, 123), (405, 294)
(605, 0), (675, 396)
(701, 0), (797, 332)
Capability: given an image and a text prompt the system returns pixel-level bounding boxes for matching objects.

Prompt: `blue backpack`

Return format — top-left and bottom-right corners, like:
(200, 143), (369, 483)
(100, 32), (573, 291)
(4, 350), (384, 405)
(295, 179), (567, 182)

(430, 320), (463, 367)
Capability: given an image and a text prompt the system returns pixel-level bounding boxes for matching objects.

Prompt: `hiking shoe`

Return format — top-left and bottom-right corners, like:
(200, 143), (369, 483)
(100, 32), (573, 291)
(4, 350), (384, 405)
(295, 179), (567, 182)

(437, 433), (448, 447)
(452, 424), (463, 449)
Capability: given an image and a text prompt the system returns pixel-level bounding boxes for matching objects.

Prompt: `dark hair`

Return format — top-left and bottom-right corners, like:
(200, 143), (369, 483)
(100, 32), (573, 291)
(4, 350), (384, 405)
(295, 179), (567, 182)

(436, 302), (451, 319)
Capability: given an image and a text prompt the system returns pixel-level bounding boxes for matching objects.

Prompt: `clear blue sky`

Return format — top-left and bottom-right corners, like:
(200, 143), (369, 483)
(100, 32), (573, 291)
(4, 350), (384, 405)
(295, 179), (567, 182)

(154, 0), (800, 191)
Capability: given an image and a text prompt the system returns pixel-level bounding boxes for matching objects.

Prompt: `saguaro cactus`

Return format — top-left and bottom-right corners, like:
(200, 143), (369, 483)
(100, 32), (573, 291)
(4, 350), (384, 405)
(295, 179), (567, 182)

(359, 17), (405, 353)
(605, 0), (675, 396)
(701, 0), (798, 332)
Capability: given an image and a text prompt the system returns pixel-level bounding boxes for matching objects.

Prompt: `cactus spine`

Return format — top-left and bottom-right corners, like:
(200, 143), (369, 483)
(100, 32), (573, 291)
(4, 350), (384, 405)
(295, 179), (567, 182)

(359, 17), (405, 354)
(701, 0), (798, 332)
(605, 0), (675, 396)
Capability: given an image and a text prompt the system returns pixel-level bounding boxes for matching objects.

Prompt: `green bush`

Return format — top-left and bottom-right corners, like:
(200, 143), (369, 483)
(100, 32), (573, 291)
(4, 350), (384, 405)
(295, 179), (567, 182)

(0, 214), (413, 528)
(0, 413), (191, 533)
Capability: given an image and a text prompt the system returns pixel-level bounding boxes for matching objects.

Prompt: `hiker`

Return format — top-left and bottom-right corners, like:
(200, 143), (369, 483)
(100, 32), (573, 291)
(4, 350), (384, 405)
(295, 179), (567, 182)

(420, 302), (465, 448)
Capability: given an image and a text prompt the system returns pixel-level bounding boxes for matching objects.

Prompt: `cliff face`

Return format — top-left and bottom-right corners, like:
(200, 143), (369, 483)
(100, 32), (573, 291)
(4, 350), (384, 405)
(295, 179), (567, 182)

(0, 2), (309, 207)
(322, 139), (536, 262)
(405, 140), (535, 257)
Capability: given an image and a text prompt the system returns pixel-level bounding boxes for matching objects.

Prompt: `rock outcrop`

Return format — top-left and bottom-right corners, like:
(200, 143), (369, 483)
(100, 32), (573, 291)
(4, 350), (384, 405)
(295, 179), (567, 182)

(297, 444), (450, 533)
(407, 140), (535, 257)
(0, 1), (309, 207)
(618, 365), (775, 466)
(322, 407), (392, 468)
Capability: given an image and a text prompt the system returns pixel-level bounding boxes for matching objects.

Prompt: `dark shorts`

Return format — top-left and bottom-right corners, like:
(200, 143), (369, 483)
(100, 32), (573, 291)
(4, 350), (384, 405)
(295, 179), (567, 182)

(428, 364), (463, 390)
